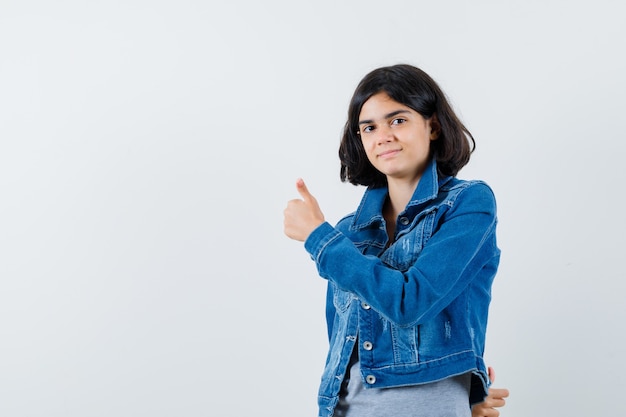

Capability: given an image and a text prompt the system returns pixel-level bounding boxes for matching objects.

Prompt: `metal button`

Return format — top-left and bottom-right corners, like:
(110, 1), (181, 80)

(363, 341), (373, 351)
(399, 216), (409, 225)
(366, 375), (376, 384)
(361, 302), (371, 310)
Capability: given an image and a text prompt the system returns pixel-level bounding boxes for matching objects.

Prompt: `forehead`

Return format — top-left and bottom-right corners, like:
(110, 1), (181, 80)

(359, 92), (414, 120)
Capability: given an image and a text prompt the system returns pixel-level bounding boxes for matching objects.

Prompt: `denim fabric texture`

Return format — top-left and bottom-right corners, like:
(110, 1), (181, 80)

(304, 159), (500, 417)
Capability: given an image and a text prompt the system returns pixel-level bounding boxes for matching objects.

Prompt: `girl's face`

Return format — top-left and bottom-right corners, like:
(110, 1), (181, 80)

(358, 92), (436, 184)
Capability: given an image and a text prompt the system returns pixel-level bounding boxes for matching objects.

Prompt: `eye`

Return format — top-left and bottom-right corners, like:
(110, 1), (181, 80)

(361, 125), (375, 134)
(391, 118), (407, 126)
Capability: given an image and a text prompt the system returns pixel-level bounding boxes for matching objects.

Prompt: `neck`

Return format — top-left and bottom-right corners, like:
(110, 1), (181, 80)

(386, 175), (420, 219)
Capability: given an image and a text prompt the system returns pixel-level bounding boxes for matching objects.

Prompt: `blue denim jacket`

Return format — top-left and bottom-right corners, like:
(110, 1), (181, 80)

(304, 159), (500, 417)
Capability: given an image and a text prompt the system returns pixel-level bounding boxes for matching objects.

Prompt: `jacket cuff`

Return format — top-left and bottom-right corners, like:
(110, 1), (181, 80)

(304, 221), (342, 263)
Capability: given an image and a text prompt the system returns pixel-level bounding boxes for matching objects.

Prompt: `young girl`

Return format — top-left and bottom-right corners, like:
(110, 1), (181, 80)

(284, 64), (505, 417)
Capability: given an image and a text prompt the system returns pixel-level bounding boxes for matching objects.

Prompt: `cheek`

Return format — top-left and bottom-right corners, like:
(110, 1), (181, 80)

(359, 138), (370, 152)
(361, 135), (378, 149)
(361, 140), (376, 159)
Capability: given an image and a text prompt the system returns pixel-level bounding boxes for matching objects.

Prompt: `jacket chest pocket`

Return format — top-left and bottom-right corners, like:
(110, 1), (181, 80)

(381, 210), (437, 271)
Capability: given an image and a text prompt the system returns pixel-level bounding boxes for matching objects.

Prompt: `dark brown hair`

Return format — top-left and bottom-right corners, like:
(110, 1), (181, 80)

(339, 64), (475, 187)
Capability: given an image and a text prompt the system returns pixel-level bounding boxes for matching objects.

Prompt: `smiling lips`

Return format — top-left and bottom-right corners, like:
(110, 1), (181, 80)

(378, 148), (402, 159)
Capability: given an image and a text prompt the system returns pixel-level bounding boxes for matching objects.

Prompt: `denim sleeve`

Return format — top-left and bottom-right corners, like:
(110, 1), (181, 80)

(304, 182), (499, 327)
(325, 283), (335, 342)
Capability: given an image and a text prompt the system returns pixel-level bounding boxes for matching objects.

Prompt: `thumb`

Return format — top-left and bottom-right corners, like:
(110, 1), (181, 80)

(296, 178), (315, 202)
(488, 366), (496, 384)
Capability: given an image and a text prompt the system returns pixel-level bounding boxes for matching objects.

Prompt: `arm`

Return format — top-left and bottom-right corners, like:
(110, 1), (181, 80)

(304, 183), (498, 327)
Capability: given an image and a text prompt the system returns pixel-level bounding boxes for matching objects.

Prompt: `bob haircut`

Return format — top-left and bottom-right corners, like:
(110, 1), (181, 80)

(339, 64), (475, 188)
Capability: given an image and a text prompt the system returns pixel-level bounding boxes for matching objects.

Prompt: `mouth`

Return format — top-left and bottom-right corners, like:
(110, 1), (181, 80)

(378, 149), (401, 159)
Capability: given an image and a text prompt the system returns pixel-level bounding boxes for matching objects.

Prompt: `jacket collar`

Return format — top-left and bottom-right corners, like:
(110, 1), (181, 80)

(351, 158), (450, 230)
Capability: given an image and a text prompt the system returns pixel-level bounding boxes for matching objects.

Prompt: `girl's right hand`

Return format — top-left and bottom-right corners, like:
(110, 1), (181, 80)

(284, 178), (325, 242)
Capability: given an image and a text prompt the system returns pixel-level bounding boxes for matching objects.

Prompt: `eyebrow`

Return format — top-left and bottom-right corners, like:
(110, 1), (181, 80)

(358, 110), (412, 125)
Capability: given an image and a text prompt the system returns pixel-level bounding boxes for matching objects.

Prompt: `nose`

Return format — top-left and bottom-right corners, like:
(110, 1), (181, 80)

(376, 125), (393, 145)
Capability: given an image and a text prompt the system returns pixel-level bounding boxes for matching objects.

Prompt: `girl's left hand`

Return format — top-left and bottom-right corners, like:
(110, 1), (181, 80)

(471, 367), (509, 417)
(284, 178), (325, 242)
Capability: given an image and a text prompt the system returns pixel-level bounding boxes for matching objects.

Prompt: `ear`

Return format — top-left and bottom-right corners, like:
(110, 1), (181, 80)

(429, 113), (441, 140)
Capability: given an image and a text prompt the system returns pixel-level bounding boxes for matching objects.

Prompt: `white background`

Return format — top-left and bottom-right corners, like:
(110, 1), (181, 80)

(1, 1), (625, 416)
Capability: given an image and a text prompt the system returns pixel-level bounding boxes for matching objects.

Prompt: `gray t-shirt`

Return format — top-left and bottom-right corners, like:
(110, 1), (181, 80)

(333, 357), (472, 417)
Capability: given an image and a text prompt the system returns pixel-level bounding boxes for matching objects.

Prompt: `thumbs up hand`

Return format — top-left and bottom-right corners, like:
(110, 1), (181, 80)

(284, 178), (325, 242)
